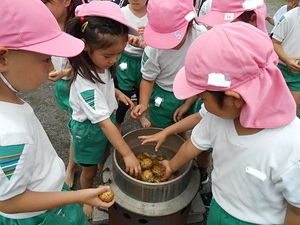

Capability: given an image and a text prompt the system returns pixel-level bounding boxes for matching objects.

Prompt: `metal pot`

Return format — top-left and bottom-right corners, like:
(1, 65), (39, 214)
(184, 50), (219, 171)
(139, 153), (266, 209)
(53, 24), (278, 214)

(102, 128), (200, 217)
(113, 128), (192, 203)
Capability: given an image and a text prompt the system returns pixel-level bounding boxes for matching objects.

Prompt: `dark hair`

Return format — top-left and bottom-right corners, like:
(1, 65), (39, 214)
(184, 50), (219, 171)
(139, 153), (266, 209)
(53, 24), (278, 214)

(66, 16), (129, 84)
(207, 91), (226, 105)
(41, 0), (88, 29)
(238, 10), (255, 23)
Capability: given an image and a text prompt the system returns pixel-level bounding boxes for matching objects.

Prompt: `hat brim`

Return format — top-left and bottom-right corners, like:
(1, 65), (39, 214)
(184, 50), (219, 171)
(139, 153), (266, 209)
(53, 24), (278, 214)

(19, 32), (84, 58)
(199, 11), (243, 27)
(76, 1), (139, 36)
(144, 23), (189, 49)
(173, 66), (204, 100)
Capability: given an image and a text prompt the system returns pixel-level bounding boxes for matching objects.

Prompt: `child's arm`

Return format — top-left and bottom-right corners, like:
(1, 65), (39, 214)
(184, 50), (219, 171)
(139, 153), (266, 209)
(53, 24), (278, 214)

(131, 78), (154, 120)
(139, 112), (202, 151)
(161, 139), (203, 181)
(284, 202), (300, 225)
(0, 186), (114, 214)
(272, 38), (300, 73)
(98, 118), (141, 176)
(115, 88), (135, 111)
(266, 15), (274, 25)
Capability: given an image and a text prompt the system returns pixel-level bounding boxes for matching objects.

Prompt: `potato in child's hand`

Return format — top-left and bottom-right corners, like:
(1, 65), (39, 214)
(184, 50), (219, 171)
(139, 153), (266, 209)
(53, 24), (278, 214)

(98, 186), (114, 202)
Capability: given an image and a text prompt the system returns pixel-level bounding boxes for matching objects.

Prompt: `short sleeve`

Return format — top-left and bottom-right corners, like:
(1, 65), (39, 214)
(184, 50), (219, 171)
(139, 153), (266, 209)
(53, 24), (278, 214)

(0, 143), (35, 201)
(77, 87), (111, 124)
(272, 13), (291, 42)
(275, 160), (300, 208)
(190, 114), (212, 151)
(141, 47), (161, 81)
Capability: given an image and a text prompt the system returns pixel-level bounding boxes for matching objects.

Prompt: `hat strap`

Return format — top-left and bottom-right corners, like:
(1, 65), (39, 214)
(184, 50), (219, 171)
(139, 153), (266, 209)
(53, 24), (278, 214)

(0, 73), (18, 92)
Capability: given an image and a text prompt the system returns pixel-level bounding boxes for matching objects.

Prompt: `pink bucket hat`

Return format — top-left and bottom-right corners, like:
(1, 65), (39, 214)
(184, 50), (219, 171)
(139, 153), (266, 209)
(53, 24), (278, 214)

(199, 0), (267, 33)
(173, 22), (296, 128)
(75, 1), (139, 36)
(0, 0), (84, 57)
(144, 0), (197, 49)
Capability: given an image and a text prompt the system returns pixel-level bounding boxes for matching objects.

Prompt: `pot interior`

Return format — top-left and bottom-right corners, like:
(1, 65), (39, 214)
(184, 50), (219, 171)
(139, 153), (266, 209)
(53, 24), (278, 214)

(114, 128), (190, 182)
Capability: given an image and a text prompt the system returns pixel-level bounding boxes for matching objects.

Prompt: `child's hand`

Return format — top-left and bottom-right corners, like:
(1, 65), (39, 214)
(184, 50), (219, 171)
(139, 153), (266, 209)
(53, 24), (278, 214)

(128, 35), (146, 49)
(116, 90), (135, 111)
(48, 68), (72, 82)
(78, 186), (115, 208)
(173, 104), (189, 122)
(137, 26), (145, 37)
(160, 160), (175, 181)
(286, 57), (300, 73)
(131, 104), (148, 120)
(48, 70), (64, 82)
(138, 132), (168, 151)
(123, 152), (142, 177)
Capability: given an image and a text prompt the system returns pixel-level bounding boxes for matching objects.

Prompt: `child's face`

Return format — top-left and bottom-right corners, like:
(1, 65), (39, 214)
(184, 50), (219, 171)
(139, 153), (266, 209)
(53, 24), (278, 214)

(87, 38), (127, 73)
(3, 50), (54, 92)
(129, 0), (147, 11)
(198, 91), (241, 120)
(42, 0), (70, 23)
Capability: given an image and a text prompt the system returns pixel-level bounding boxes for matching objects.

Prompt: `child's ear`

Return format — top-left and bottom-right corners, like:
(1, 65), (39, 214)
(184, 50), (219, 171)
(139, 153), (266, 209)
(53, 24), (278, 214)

(250, 12), (257, 27)
(64, 0), (72, 8)
(225, 90), (244, 108)
(81, 38), (89, 51)
(0, 47), (9, 73)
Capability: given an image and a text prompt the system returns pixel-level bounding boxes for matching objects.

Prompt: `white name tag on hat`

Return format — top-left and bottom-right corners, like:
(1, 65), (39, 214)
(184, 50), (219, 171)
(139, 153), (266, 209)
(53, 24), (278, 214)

(208, 73), (231, 87)
(224, 13), (234, 21)
(242, 0), (264, 10)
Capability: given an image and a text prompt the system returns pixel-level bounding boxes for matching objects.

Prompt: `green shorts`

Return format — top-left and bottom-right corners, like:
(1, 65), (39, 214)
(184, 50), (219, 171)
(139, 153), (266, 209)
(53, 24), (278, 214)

(149, 84), (198, 128)
(0, 183), (87, 225)
(54, 79), (71, 111)
(278, 63), (300, 91)
(207, 198), (258, 225)
(68, 115), (116, 165)
(116, 51), (142, 91)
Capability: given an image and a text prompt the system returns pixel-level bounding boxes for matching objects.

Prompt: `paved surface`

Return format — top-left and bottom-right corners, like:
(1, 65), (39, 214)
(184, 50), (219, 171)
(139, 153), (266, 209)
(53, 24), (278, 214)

(18, 1), (298, 224)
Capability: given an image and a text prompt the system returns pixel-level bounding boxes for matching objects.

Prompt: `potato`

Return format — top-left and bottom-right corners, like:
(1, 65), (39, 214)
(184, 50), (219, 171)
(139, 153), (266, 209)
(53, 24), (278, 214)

(167, 174), (177, 181)
(152, 164), (165, 177)
(142, 152), (151, 158)
(136, 153), (147, 161)
(156, 155), (165, 161)
(140, 169), (154, 182)
(140, 157), (153, 170)
(133, 151), (173, 183)
(98, 186), (114, 202)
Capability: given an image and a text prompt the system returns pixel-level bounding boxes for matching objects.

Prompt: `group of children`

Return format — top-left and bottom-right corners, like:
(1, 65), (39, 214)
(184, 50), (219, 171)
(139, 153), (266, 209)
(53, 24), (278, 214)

(0, 0), (300, 225)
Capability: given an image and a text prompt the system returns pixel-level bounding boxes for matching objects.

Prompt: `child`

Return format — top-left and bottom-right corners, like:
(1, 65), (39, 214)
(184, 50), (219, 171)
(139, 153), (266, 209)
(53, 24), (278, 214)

(0, 0), (115, 224)
(199, 0), (280, 66)
(111, 0), (129, 7)
(272, 6), (300, 112)
(131, 0), (206, 140)
(115, 0), (150, 133)
(65, 1), (142, 219)
(163, 22), (300, 224)
(199, 0), (268, 32)
(266, 0), (299, 35)
(198, 0), (212, 18)
(44, 0), (87, 189)
(138, 0), (274, 198)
